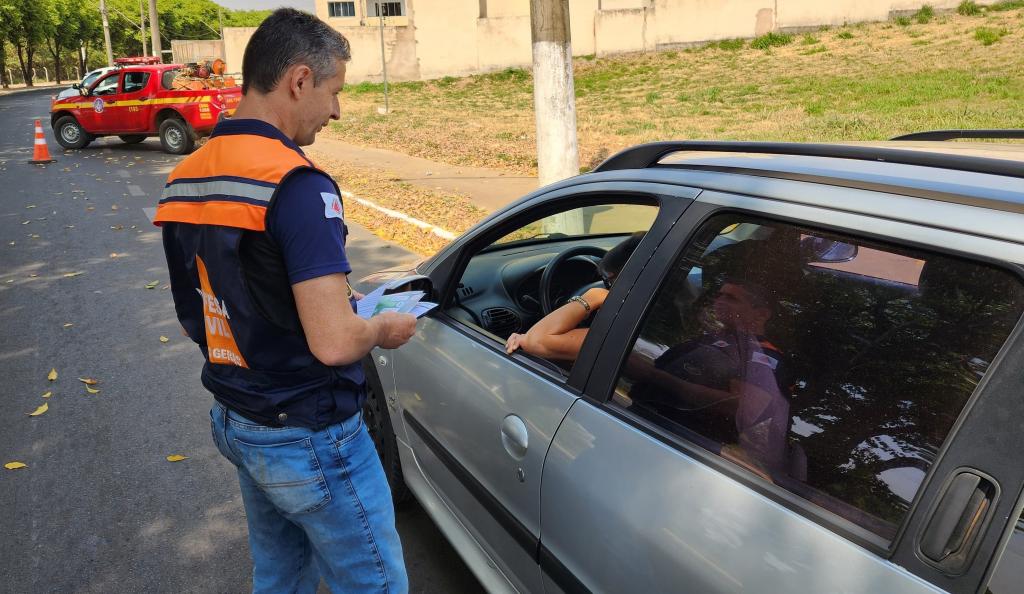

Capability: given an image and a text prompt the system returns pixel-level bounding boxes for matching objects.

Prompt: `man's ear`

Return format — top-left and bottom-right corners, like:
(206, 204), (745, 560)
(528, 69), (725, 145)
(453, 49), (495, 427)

(286, 64), (315, 98)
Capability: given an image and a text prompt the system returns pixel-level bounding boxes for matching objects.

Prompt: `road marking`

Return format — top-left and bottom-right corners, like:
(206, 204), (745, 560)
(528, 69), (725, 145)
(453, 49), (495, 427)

(117, 170), (130, 179)
(143, 207), (156, 222)
(128, 185), (146, 197)
(339, 189), (455, 240)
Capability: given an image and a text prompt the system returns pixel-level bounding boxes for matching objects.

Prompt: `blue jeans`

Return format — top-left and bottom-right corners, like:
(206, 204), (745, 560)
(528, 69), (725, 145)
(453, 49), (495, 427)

(210, 403), (408, 594)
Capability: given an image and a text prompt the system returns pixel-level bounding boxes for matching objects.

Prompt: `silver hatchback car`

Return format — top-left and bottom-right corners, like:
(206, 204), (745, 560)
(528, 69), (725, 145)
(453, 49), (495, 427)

(356, 134), (1024, 594)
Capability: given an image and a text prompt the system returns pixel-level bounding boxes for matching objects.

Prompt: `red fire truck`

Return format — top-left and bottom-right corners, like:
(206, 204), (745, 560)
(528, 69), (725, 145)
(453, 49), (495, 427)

(50, 61), (241, 155)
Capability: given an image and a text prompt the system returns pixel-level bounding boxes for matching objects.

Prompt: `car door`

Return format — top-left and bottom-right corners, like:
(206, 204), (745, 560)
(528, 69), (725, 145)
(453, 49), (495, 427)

(388, 181), (697, 592)
(539, 188), (1024, 593)
(117, 70), (154, 133)
(82, 71), (121, 132)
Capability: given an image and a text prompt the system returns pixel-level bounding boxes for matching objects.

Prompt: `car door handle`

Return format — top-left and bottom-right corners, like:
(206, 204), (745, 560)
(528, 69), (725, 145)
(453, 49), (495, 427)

(919, 470), (998, 572)
(106, 99), (116, 104)
(138, 96), (149, 101)
(500, 415), (528, 460)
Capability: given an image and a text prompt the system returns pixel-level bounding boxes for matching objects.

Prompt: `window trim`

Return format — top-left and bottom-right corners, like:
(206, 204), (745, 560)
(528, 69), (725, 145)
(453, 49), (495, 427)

(584, 196), (1024, 567)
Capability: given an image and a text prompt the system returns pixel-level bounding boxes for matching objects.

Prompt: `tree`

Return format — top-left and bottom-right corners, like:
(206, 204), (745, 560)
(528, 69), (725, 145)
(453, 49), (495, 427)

(0, 0), (21, 87)
(44, 0), (88, 83)
(10, 0), (53, 86)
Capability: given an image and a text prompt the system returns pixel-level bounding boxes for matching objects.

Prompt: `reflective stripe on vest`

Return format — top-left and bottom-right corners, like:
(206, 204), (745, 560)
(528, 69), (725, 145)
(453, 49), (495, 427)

(153, 133), (313, 231)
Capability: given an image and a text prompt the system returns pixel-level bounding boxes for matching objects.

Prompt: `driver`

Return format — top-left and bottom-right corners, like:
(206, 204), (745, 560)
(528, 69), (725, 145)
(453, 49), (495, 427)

(505, 232), (644, 361)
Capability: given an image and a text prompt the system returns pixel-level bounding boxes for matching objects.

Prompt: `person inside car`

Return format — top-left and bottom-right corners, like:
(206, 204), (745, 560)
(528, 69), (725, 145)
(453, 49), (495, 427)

(627, 277), (795, 480)
(505, 232), (645, 361)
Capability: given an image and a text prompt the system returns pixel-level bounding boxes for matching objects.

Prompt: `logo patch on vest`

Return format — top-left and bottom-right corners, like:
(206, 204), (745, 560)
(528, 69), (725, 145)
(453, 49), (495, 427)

(195, 255), (248, 368)
(321, 192), (343, 220)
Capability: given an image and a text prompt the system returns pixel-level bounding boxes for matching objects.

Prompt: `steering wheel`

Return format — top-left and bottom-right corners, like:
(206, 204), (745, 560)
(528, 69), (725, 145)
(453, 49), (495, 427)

(540, 245), (608, 315)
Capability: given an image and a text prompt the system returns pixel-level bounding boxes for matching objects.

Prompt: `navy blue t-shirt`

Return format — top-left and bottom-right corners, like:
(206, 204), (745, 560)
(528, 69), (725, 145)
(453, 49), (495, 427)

(267, 169), (351, 285)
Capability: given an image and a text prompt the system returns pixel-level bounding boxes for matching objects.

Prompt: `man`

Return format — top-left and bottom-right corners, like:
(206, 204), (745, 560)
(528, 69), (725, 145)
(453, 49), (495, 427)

(153, 9), (416, 593)
(629, 278), (793, 480)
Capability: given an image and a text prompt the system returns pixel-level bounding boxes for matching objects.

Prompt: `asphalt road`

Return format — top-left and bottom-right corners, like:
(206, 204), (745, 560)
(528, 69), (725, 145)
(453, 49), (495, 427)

(0, 89), (484, 594)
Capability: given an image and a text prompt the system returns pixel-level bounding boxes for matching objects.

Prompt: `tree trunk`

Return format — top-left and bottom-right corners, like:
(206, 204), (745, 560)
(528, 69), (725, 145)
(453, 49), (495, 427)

(26, 45), (35, 86)
(0, 44), (8, 89)
(48, 41), (64, 84)
(15, 41), (30, 85)
(79, 43), (88, 75)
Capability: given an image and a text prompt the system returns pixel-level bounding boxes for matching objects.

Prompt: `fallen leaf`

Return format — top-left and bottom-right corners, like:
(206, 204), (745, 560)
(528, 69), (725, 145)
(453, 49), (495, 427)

(161, 285), (170, 290)
(109, 253), (119, 258)
(64, 225), (75, 229)
(85, 385), (100, 394)
(63, 271), (84, 278)
(7, 242), (13, 246)
(4, 462), (27, 470)
(145, 281), (159, 289)
(29, 273), (38, 278)
(21, 220), (30, 225)
(110, 225), (124, 230)
(41, 391), (52, 398)
(78, 377), (99, 385)
(26, 205), (36, 209)
(111, 205), (119, 211)
(47, 368), (57, 381)
(166, 455), (188, 462)
(29, 234), (39, 239)
(86, 206), (95, 211)
(159, 336), (169, 343)
(5, 279), (13, 284)
(63, 323), (73, 328)
(28, 403), (48, 417)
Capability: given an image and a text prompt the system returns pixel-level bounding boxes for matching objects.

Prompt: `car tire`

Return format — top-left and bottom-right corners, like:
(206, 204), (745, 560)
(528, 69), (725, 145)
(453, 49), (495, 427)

(362, 363), (412, 505)
(118, 134), (146, 144)
(54, 116), (91, 149)
(158, 118), (195, 155)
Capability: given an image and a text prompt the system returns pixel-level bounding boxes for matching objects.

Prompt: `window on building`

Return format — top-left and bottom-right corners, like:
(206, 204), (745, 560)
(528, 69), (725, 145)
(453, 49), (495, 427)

(614, 214), (1024, 541)
(328, 1), (356, 17)
(367, 0), (404, 17)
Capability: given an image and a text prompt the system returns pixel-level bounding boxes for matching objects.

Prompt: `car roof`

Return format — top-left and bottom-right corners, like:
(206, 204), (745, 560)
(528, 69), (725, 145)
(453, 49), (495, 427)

(637, 141), (1024, 214)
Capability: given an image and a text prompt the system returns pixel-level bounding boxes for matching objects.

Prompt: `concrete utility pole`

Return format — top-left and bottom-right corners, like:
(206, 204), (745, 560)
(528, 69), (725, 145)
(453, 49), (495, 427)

(148, 0), (162, 61)
(529, 0), (580, 187)
(140, 0), (148, 56)
(99, 0), (114, 66)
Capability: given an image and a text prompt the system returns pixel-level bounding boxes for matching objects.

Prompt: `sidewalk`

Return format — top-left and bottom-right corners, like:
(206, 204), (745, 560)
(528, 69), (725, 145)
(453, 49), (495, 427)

(311, 136), (538, 213)
(0, 81), (62, 97)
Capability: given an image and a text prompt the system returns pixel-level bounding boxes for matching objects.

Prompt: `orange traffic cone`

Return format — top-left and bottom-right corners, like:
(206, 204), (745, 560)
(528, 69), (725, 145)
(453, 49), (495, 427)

(28, 119), (56, 164)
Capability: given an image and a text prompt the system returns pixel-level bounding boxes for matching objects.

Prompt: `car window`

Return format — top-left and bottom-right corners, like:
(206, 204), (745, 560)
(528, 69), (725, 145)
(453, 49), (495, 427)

(92, 73), (120, 96)
(495, 203), (657, 244)
(614, 213), (1024, 541)
(122, 72), (149, 94)
(161, 69), (181, 90)
(447, 200), (659, 373)
(986, 512), (1024, 593)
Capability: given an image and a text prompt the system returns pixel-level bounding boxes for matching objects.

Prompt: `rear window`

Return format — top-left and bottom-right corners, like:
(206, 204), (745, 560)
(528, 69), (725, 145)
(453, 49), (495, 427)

(161, 69), (181, 91)
(615, 214), (1024, 541)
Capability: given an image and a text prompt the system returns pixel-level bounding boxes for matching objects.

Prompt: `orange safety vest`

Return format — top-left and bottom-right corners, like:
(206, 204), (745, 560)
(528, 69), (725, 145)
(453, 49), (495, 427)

(154, 123), (364, 429)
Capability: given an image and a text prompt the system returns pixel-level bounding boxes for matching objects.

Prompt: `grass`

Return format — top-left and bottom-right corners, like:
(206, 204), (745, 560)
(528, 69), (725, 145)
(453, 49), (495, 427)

(916, 5), (935, 23)
(894, 15), (912, 26)
(958, 1), (982, 15)
(751, 32), (793, 50)
(712, 38), (746, 51)
(836, 30), (855, 39)
(974, 26), (1009, 44)
(327, 6), (1024, 177)
(989, 1), (1024, 11)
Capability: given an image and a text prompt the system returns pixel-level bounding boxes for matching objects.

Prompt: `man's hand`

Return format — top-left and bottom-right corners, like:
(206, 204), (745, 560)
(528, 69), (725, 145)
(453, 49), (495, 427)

(373, 312), (417, 349)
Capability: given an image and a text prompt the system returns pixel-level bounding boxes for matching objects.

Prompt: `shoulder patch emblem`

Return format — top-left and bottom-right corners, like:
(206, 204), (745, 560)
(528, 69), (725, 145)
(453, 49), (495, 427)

(321, 192), (344, 220)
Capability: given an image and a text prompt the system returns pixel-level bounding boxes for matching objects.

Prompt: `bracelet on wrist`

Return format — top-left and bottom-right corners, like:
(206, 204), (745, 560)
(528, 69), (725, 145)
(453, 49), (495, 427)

(569, 295), (591, 312)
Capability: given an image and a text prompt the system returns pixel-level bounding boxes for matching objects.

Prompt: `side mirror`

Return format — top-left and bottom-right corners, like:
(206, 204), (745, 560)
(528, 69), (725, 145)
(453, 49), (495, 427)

(803, 236), (858, 263)
(383, 275), (434, 301)
(71, 83), (80, 89)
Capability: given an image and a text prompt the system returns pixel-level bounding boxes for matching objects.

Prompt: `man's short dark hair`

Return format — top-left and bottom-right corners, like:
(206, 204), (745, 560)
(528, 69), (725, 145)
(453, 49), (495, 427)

(242, 8), (351, 95)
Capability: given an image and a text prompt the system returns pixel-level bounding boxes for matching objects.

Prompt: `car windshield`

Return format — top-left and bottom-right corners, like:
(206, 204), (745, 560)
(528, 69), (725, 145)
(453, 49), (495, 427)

(81, 71), (104, 87)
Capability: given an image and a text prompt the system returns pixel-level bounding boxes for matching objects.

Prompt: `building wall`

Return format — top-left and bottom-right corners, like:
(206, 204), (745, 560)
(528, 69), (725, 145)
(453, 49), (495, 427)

(223, 0), (996, 84)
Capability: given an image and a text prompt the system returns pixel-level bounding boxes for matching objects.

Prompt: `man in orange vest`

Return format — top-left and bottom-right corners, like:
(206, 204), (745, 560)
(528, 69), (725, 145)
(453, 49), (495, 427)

(154, 9), (416, 592)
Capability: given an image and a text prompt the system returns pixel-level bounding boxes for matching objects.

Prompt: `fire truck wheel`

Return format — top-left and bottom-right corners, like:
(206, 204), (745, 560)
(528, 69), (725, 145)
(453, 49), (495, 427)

(54, 116), (91, 150)
(118, 135), (146, 145)
(159, 118), (195, 155)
